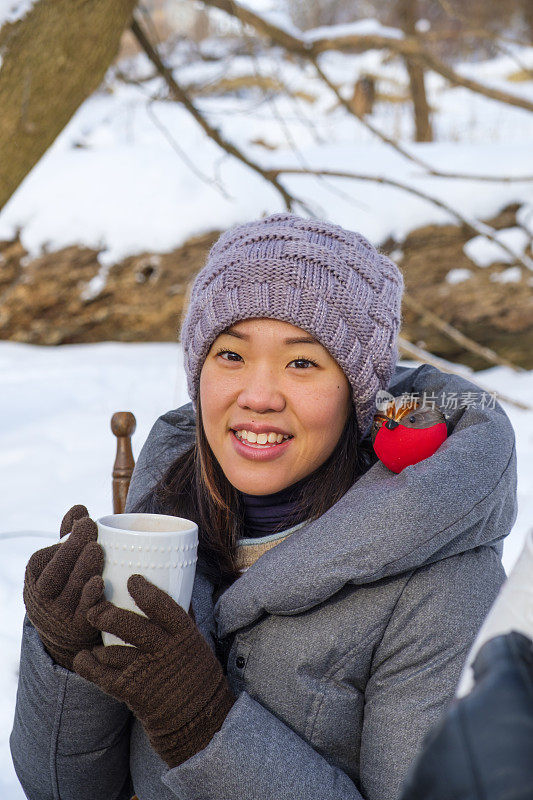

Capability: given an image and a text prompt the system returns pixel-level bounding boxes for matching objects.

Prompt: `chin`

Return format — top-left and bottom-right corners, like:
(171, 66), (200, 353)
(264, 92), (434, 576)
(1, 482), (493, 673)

(229, 471), (287, 496)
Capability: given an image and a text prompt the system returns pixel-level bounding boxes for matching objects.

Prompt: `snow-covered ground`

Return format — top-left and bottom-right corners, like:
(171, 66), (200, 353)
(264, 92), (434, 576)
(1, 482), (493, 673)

(1, 342), (532, 798)
(0, 0), (35, 27)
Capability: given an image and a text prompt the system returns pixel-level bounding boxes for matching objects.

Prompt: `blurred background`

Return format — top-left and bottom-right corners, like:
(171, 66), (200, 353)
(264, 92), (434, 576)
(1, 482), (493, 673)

(0, 1), (532, 795)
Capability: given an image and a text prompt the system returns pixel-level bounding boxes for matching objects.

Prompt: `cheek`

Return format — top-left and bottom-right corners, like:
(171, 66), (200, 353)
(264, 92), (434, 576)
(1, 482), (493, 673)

(307, 385), (351, 446)
(199, 367), (220, 426)
(200, 363), (233, 399)
(199, 365), (236, 445)
(304, 381), (349, 421)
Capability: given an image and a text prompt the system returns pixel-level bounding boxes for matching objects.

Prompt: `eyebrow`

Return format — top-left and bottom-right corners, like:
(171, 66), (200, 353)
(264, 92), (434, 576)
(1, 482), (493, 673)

(221, 328), (320, 346)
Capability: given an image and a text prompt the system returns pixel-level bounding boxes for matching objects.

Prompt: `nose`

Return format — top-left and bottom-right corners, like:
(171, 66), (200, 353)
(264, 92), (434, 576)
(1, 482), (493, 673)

(385, 418), (399, 430)
(237, 367), (285, 412)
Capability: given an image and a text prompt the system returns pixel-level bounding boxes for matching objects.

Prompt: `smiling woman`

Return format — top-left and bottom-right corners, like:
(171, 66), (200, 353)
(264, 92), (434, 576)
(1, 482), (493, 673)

(10, 213), (518, 800)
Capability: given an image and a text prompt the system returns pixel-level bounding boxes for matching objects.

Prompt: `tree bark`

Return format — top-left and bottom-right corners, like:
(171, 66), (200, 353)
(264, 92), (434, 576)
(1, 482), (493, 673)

(0, 0), (138, 211)
(521, 0), (533, 44)
(397, 0), (433, 142)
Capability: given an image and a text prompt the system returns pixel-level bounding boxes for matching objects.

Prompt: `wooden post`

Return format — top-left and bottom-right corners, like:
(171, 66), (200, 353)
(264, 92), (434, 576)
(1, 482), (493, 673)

(111, 411), (136, 514)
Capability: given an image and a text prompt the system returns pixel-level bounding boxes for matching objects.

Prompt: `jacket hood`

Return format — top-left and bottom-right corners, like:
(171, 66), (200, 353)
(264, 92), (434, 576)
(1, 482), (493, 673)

(126, 364), (517, 640)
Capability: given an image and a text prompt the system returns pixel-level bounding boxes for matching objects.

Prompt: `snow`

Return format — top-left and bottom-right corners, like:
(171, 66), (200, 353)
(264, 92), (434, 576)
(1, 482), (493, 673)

(303, 18), (404, 43)
(517, 203), (533, 236)
(446, 267), (473, 284)
(450, 48), (533, 97)
(240, 0), (302, 38)
(240, 7), (408, 41)
(79, 264), (110, 300)
(490, 266), (523, 283)
(463, 227), (531, 268)
(415, 19), (431, 34)
(1, 342), (532, 798)
(0, 0), (35, 27)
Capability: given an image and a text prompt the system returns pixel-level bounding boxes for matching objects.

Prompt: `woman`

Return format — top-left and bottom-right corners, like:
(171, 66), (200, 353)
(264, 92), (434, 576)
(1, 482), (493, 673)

(10, 213), (518, 800)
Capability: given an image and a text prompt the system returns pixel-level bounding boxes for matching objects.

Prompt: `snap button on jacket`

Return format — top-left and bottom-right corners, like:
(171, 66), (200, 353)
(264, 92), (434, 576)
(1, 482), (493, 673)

(10, 364), (518, 800)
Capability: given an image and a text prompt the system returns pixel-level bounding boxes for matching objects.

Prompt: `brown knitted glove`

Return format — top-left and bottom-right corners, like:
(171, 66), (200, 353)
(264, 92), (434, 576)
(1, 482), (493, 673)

(23, 504), (106, 671)
(73, 573), (237, 768)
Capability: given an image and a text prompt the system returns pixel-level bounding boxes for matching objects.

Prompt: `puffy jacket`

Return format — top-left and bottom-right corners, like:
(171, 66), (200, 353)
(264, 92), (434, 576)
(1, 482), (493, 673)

(10, 363), (518, 800)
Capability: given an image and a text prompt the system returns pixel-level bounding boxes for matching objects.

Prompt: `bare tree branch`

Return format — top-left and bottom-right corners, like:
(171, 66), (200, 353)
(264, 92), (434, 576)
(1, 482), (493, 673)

(402, 292), (525, 372)
(231, 12), (370, 219)
(145, 100), (232, 199)
(419, 171), (533, 182)
(398, 336), (532, 410)
(129, 13), (313, 214)
(408, 28), (529, 47)
(126, 4), (531, 395)
(198, 0), (306, 52)
(310, 56), (435, 173)
(407, 45), (533, 113)
(265, 166), (533, 270)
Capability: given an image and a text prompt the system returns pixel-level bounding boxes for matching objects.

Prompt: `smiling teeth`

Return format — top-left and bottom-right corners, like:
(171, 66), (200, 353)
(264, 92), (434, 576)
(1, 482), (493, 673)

(234, 430), (291, 444)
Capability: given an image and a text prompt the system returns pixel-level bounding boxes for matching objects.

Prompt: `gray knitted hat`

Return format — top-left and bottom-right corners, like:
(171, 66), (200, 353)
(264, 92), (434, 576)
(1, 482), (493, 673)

(179, 212), (404, 440)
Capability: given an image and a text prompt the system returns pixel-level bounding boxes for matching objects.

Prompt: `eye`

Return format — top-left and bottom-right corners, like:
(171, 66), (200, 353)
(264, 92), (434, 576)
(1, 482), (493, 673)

(214, 349), (318, 369)
(291, 356), (319, 369)
(215, 348), (241, 362)
(409, 415), (416, 422)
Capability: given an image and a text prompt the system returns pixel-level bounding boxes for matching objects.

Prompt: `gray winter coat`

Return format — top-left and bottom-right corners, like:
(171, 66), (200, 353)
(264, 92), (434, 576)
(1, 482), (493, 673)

(10, 363), (517, 800)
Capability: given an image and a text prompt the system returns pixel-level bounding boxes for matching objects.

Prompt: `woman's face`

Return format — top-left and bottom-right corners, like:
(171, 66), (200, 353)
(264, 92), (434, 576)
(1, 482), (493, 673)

(199, 317), (352, 495)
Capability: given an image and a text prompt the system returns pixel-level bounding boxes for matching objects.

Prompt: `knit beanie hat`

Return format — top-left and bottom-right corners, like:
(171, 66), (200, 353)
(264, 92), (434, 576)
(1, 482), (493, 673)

(179, 212), (404, 440)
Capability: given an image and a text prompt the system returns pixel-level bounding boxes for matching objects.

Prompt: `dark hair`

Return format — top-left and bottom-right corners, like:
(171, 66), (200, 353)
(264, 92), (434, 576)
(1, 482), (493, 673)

(130, 400), (377, 596)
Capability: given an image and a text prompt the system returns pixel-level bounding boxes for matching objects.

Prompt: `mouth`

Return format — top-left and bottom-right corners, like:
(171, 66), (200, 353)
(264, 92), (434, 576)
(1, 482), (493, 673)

(229, 429), (295, 462)
(230, 429), (294, 449)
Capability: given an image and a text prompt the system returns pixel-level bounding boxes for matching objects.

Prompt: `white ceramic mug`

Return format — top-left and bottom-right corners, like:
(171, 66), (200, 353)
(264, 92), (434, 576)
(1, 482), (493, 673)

(96, 513), (198, 647)
(455, 527), (533, 698)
